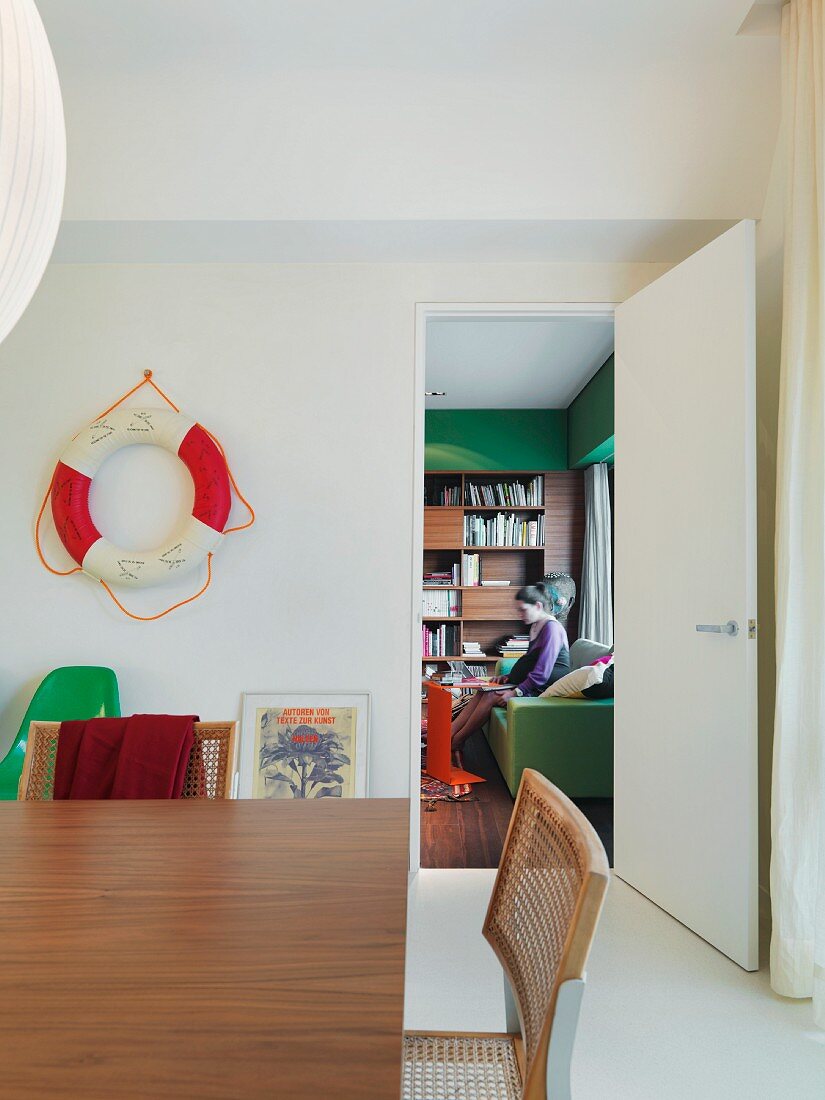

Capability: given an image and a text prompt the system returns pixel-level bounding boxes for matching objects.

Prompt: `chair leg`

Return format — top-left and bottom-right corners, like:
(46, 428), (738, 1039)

(503, 972), (520, 1034)
(545, 977), (586, 1100)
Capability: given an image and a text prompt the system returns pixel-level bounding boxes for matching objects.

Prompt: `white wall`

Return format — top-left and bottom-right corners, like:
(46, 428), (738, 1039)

(0, 260), (668, 796)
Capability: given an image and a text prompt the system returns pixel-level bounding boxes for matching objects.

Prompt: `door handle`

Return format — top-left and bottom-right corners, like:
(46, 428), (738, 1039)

(696, 621), (739, 637)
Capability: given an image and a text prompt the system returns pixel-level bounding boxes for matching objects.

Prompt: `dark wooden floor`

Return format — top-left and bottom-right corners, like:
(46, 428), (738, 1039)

(420, 729), (614, 869)
(420, 731), (515, 869)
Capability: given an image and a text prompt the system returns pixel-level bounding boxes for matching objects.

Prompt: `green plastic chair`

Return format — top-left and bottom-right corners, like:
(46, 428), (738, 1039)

(0, 667), (121, 800)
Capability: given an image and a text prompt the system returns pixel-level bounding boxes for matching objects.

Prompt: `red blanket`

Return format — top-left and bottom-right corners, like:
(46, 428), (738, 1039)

(53, 715), (198, 799)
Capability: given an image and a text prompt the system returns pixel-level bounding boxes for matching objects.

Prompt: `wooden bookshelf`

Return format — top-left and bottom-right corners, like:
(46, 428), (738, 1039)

(422, 469), (585, 663)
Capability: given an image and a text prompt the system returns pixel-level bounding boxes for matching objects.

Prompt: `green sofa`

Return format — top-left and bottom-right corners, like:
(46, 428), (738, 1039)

(483, 641), (613, 799)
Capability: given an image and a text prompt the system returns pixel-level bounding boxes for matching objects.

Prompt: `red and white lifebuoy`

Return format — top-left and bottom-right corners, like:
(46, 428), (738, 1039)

(50, 407), (232, 588)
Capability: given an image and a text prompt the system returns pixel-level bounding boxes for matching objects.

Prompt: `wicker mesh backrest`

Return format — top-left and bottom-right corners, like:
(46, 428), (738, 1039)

(21, 722), (235, 800)
(181, 724), (234, 799)
(23, 724), (60, 800)
(484, 770), (607, 1095)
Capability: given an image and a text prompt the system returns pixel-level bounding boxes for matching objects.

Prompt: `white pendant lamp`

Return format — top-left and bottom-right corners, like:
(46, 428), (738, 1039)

(0, 0), (65, 347)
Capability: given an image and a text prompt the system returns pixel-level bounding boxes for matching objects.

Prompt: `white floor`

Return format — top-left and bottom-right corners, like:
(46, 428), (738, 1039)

(404, 870), (825, 1099)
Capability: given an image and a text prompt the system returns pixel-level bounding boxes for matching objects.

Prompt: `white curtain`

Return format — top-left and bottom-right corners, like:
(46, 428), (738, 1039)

(772, 0), (825, 1026)
(579, 463), (613, 646)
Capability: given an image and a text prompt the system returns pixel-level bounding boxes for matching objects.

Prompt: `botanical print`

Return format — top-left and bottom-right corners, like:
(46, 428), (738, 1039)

(252, 706), (357, 799)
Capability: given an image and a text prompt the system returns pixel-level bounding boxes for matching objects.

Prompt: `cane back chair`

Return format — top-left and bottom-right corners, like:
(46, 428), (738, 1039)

(403, 768), (610, 1100)
(18, 721), (237, 801)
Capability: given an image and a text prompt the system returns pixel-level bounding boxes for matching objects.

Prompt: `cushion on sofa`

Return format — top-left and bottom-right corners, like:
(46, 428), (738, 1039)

(569, 637), (612, 670)
(540, 659), (611, 698)
(583, 662), (614, 699)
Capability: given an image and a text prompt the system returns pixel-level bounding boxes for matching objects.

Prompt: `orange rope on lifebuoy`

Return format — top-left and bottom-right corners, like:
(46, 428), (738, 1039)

(92, 369), (180, 420)
(200, 425), (255, 533)
(35, 371), (254, 618)
(99, 553), (213, 621)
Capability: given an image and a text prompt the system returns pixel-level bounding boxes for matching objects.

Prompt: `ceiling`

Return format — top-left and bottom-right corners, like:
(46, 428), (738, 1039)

(425, 317), (614, 409)
(37, 0), (780, 249)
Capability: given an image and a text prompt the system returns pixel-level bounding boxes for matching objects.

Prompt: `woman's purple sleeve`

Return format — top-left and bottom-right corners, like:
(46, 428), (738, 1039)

(516, 621), (564, 697)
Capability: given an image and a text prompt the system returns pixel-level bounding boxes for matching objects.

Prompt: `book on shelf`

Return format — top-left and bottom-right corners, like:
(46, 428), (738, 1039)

(462, 642), (487, 657)
(499, 634), (530, 656)
(461, 552), (482, 586)
(422, 589), (461, 617)
(464, 476), (544, 508)
(463, 512), (546, 547)
(422, 622), (460, 658)
(424, 479), (461, 506)
(423, 565), (460, 586)
(481, 579), (511, 587)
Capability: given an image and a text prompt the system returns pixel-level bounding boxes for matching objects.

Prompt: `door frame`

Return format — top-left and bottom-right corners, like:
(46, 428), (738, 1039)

(409, 301), (618, 871)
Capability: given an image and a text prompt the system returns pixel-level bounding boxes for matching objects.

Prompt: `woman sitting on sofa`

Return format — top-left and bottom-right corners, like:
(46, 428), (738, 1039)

(450, 582), (570, 753)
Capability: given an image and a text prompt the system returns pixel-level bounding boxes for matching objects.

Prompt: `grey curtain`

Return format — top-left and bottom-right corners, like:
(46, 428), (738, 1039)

(579, 463), (613, 645)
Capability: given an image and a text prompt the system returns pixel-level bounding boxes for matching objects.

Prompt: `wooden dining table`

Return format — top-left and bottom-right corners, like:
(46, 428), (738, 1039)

(0, 798), (410, 1099)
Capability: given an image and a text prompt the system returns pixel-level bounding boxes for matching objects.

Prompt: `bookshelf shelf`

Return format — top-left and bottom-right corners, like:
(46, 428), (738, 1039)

(424, 546), (545, 551)
(422, 655), (499, 663)
(423, 585), (513, 591)
(424, 505), (543, 511)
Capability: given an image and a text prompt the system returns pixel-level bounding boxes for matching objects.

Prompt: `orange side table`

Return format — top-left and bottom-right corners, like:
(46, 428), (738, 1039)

(423, 680), (486, 787)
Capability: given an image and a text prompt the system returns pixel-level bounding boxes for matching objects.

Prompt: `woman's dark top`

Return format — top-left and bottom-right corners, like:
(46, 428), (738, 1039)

(505, 619), (570, 696)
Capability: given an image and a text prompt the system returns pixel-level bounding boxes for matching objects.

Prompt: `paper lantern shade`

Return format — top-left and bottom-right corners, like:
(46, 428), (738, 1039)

(0, 0), (66, 347)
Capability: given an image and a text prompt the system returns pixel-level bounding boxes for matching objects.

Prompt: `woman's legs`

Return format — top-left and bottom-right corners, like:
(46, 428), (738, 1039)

(451, 690), (515, 751)
(449, 691), (485, 740)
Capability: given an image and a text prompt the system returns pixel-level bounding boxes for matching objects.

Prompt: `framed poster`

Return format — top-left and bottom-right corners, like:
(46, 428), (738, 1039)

(239, 693), (370, 799)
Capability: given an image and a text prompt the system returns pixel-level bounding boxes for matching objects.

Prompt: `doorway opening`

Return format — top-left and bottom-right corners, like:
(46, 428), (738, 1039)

(410, 303), (616, 872)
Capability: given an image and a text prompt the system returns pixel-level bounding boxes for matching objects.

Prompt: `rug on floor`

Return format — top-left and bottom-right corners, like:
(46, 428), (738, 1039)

(420, 774), (473, 802)
(420, 740), (474, 801)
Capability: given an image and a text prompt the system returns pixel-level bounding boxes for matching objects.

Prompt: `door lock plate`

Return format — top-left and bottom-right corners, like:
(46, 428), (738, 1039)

(748, 619), (757, 639)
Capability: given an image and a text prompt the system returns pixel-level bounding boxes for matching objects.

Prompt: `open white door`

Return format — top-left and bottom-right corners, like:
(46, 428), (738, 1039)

(614, 220), (758, 970)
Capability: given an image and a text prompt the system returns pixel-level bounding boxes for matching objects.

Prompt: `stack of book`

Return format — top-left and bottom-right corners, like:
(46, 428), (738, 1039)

(463, 513), (545, 547)
(422, 623), (460, 657)
(464, 477), (544, 507)
(499, 635), (530, 657)
(424, 566), (461, 586)
(461, 553), (482, 586)
(462, 640), (487, 659)
(422, 589), (461, 617)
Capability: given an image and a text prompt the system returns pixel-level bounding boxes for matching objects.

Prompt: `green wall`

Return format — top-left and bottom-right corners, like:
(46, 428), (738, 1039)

(567, 355), (615, 468)
(424, 358), (615, 471)
(424, 409), (567, 471)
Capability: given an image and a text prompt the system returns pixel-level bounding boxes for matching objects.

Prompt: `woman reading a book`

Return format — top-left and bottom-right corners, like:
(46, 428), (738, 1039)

(450, 582), (570, 753)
